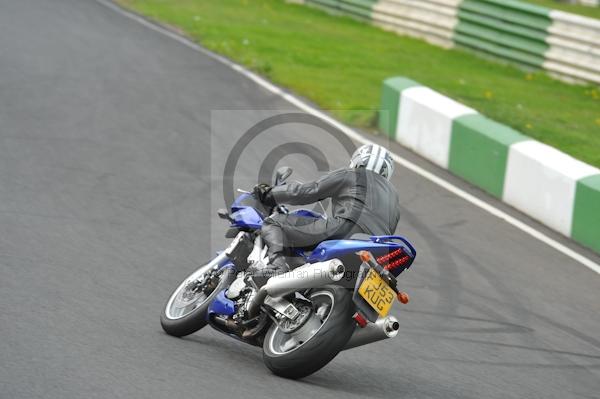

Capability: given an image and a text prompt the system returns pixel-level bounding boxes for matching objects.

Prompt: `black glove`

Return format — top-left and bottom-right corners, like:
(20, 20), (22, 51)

(253, 183), (276, 207)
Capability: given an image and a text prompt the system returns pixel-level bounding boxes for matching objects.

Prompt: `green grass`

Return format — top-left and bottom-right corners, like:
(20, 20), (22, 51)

(525, 0), (600, 19)
(117, 0), (600, 167)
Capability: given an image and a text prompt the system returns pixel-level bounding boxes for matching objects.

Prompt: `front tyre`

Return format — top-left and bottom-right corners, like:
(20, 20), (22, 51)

(262, 286), (355, 379)
(161, 265), (235, 337)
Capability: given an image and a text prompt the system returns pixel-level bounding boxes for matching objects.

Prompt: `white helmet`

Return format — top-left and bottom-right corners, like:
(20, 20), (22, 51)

(349, 144), (394, 180)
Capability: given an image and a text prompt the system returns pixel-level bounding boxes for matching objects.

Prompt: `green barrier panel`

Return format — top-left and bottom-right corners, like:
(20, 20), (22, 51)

(449, 114), (529, 197)
(455, 19), (548, 58)
(460, 0), (551, 27)
(341, 0), (378, 10)
(306, 0), (376, 20)
(454, 33), (546, 67)
(572, 174), (600, 253)
(476, 0), (551, 15)
(458, 10), (548, 43)
(378, 77), (420, 139)
(338, 0), (375, 20)
(306, 0), (342, 12)
(455, 0), (551, 69)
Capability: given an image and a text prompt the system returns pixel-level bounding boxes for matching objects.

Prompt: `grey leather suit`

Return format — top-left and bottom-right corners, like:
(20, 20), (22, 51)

(262, 167), (401, 256)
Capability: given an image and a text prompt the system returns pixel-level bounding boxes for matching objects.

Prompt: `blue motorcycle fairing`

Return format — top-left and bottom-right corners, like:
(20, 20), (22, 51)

(289, 208), (325, 219)
(229, 192), (265, 229)
(231, 207), (263, 229)
(229, 193), (326, 230)
(206, 289), (246, 343)
(207, 290), (236, 318)
(205, 263), (236, 320)
(369, 235), (417, 257)
(307, 235), (416, 264)
(230, 192), (255, 211)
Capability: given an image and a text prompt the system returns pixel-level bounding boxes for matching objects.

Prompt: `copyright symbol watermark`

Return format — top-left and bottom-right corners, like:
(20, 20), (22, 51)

(209, 110), (379, 253)
(221, 112), (356, 207)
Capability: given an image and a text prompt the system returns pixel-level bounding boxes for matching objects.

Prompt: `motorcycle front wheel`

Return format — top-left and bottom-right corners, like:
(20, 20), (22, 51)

(160, 261), (235, 337)
(262, 285), (355, 379)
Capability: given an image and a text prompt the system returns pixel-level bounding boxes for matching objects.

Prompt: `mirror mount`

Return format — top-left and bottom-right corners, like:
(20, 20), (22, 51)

(217, 208), (233, 222)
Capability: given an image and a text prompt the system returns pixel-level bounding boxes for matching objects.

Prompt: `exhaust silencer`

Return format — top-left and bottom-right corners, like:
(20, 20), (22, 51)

(247, 259), (345, 317)
(343, 316), (400, 350)
(263, 259), (345, 296)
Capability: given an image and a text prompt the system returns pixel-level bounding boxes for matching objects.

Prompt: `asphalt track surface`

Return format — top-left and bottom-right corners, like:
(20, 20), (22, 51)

(1, 1), (600, 398)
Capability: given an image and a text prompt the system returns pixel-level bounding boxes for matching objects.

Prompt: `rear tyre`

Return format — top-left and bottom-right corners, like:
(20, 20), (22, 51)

(161, 266), (235, 337)
(262, 286), (355, 379)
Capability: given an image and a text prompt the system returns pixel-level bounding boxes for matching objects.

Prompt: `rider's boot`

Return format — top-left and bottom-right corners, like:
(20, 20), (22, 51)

(248, 222), (291, 287)
(267, 253), (290, 274)
(247, 253), (290, 288)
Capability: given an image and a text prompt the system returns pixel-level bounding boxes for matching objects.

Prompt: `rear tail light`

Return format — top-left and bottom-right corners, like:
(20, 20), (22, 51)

(377, 249), (412, 273)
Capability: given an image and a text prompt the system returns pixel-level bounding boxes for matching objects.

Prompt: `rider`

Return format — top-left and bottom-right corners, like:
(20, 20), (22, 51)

(253, 143), (401, 275)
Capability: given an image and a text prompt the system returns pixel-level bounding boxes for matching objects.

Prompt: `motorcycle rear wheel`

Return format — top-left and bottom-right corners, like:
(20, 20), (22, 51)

(262, 286), (355, 379)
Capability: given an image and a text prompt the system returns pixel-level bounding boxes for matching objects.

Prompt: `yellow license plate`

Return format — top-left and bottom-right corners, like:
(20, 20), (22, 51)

(358, 268), (396, 317)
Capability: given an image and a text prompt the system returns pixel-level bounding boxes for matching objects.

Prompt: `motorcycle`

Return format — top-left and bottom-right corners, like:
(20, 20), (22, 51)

(160, 167), (417, 379)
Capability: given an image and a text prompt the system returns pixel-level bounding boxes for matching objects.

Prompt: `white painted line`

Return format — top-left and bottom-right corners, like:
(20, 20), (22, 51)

(95, 0), (600, 275)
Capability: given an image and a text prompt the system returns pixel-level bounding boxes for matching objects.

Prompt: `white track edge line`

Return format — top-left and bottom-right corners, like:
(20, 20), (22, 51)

(96, 0), (600, 275)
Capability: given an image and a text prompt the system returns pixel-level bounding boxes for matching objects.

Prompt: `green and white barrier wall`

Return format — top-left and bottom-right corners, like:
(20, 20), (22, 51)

(300, 0), (600, 85)
(380, 77), (600, 252)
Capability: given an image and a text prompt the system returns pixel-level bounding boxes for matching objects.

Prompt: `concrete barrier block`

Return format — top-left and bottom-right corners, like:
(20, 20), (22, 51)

(449, 114), (529, 197)
(396, 86), (476, 168)
(503, 141), (599, 236)
(572, 175), (600, 253)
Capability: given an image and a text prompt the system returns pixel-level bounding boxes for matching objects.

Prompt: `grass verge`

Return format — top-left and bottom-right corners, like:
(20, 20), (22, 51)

(117, 0), (600, 167)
